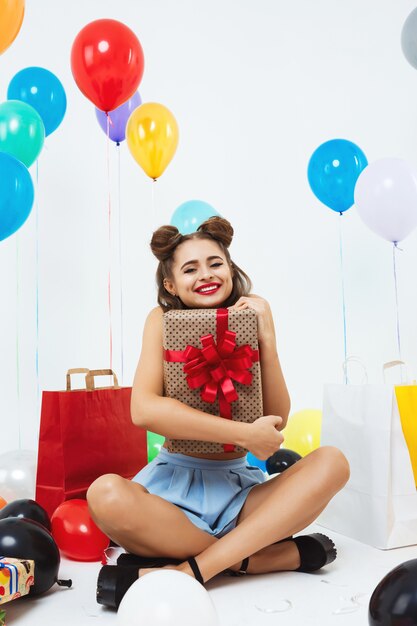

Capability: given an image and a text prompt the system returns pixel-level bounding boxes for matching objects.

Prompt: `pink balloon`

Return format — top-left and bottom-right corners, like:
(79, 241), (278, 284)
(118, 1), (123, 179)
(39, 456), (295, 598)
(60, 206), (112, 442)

(354, 158), (417, 243)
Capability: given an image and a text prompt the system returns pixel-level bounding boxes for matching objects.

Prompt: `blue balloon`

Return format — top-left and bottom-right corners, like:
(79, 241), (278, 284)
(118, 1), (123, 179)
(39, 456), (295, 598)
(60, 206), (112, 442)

(8, 67), (67, 137)
(246, 452), (267, 472)
(307, 139), (368, 213)
(0, 152), (34, 241)
(170, 200), (220, 234)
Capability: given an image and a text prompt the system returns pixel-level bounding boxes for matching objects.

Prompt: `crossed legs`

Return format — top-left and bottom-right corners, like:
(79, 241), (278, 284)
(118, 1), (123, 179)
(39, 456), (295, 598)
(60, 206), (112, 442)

(87, 446), (349, 582)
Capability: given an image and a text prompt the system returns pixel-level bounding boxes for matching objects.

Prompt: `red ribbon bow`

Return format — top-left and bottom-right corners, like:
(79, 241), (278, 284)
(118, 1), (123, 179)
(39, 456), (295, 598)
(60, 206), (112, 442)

(182, 331), (256, 408)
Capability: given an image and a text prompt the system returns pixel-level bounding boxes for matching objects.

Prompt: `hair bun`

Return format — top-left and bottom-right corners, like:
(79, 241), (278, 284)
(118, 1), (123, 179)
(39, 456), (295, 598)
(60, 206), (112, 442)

(197, 216), (234, 248)
(150, 225), (183, 261)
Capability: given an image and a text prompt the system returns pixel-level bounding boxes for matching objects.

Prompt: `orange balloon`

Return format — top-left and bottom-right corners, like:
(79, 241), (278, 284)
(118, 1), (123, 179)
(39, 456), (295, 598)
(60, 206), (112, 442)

(0, 496), (7, 509)
(0, 0), (25, 55)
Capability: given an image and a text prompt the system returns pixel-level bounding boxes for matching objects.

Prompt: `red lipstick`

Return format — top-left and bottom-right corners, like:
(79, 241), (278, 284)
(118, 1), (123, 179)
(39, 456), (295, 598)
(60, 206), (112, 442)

(194, 282), (221, 295)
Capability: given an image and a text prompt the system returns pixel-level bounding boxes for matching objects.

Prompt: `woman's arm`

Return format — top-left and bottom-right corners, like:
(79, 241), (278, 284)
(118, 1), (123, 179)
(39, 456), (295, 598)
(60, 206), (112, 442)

(228, 295), (291, 428)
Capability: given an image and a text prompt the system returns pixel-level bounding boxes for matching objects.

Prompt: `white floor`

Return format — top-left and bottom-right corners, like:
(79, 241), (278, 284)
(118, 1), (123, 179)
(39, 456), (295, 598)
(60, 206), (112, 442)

(3, 523), (416, 625)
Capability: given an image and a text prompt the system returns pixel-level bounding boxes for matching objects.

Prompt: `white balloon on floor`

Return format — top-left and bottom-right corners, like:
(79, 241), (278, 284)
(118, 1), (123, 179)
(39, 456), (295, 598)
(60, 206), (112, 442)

(117, 570), (219, 626)
(0, 450), (37, 502)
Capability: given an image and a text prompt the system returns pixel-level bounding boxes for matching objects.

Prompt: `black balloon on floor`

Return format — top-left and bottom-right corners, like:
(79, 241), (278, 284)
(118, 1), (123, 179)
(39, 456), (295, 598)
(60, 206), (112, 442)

(369, 559), (417, 625)
(266, 449), (302, 475)
(0, 517), (62, 595)
(0, 498), (51, 531)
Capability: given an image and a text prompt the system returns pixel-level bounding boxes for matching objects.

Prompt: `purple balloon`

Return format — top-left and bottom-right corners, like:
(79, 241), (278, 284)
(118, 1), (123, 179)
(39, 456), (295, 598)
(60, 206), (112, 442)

(95, 92), (142, 144)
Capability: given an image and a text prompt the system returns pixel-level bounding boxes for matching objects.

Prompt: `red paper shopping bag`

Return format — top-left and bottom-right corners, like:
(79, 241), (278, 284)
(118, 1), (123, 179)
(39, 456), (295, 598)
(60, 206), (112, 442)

(36, 369), (147, 517)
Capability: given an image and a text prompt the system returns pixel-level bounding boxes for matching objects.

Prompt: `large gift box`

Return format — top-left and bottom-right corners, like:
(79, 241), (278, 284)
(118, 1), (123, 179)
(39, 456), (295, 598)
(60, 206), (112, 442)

(0, 558), (35, 604)
(163, 307), (263, 454)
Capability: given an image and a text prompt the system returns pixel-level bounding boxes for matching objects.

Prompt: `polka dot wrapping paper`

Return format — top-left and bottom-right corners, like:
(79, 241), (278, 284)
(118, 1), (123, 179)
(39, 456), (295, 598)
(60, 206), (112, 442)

(163, 308), (263, 454)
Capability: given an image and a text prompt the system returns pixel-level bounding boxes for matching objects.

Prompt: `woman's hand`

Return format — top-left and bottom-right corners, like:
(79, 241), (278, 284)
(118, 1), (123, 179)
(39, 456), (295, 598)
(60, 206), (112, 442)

(243, 415), (284, 460)
(228, 294), (276, 347)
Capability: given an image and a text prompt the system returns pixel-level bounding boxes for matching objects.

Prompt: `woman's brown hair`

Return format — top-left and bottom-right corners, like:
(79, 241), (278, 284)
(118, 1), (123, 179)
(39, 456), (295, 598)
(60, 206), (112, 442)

(150, 216), (252, 311)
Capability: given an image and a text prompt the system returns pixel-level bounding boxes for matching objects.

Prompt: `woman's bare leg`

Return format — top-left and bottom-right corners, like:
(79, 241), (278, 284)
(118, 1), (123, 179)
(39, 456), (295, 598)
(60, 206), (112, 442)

(88, 473), (300, 574)
(87, 475), (216, 559)
(175, 446), (350, 581)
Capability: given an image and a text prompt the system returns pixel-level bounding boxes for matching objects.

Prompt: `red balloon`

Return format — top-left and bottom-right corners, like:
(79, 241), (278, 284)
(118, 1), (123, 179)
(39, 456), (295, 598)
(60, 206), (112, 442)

(70, 19), (144, 112)
(51, 499), (109, 561)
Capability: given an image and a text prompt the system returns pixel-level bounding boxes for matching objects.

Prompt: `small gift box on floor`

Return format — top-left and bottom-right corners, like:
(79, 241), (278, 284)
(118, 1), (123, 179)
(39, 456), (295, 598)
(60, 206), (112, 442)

(0, 557), (35, 604)
(163, 307), (263, 454)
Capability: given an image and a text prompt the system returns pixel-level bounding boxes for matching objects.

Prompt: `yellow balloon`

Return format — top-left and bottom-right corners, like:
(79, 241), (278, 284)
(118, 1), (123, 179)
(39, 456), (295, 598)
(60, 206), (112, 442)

(126, 102), (179, 180)
(0, 0), (25, 55)
(282, 409), (322, 457)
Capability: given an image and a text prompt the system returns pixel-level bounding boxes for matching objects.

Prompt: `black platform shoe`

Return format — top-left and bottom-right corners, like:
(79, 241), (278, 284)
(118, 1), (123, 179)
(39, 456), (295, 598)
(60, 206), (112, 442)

(97, 565), (141, 609)
(293, 533), (337, 572)
(228, 533), (337, 576)
(96, 556), (203, 609)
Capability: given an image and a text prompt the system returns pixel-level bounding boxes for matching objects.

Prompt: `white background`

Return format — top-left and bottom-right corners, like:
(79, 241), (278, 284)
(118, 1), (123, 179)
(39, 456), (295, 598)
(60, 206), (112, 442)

(1, 0), (417, 455)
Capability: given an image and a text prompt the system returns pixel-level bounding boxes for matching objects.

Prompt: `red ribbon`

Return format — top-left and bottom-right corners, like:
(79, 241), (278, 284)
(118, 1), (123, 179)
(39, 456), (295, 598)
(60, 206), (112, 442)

(164, 308), (259, 453)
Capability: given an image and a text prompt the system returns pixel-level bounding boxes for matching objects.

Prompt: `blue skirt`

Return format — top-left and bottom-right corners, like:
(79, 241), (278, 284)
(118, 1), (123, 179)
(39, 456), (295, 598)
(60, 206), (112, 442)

(132, 447), (266, 537)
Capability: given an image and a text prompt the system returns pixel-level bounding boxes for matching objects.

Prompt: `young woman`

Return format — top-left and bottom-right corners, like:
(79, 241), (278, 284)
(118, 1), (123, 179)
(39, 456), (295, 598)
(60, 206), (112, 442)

(87, 216), (350, 609)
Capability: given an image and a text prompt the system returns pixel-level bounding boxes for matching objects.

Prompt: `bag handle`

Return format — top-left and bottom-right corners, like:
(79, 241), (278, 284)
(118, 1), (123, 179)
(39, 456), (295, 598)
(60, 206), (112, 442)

(342, 357), (368, 384)
(66, 368), (91, 391)
(85, 369), (120, 390)
(383, 360), (408, 384)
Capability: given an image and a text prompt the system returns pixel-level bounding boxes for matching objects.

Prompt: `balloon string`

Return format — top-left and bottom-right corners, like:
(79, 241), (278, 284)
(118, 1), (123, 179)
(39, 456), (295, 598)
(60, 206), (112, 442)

(35, 160), (40, 413)
(106, 114), (113, 371)
(152, 178), (157, 227)
(393, 243), (403, 371)
(117, 144), (124, 385)
(16, 234), (21, 449)
(339, 213), (348, 384)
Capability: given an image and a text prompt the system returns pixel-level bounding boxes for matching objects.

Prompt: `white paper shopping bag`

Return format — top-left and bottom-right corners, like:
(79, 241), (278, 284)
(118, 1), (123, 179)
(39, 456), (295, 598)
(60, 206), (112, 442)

(318, 375), (417, 549)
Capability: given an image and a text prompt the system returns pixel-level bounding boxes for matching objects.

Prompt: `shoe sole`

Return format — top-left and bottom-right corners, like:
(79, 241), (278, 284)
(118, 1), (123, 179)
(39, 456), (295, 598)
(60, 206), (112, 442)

(308, 532), (337, 566)
(96, 565), (119, 608)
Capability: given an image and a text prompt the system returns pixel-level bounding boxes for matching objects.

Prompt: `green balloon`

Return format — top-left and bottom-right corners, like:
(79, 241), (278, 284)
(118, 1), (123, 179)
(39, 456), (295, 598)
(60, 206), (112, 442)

(147, 431), (165, 462)
(0, 100), (45, 167)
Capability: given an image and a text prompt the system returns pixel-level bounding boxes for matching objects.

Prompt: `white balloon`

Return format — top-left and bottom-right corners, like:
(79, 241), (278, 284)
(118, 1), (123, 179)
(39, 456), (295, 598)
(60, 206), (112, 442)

(0, 450), (37, 502)
(354, 158), (417, 243)
(402, 7), (417, 70)
(117, 570), (219, 626)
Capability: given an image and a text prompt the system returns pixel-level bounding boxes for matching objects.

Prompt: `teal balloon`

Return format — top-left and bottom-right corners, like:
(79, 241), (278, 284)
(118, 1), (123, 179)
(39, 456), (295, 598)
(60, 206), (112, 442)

(307, 139), (368, 213)
(170, 200), (220, 234)
(147, 431), (165, 463)
(0, 152), (34, 241)
(0, 100), (45, 167)
(7, 67), (67, 137)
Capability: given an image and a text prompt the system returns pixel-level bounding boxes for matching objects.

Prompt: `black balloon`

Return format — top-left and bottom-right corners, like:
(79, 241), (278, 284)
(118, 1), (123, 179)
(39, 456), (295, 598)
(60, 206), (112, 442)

(0, 517), (61, 595)
(369, 559), (417, 625)
(266, 449), (302, 475)
(0, 499), (51, 531)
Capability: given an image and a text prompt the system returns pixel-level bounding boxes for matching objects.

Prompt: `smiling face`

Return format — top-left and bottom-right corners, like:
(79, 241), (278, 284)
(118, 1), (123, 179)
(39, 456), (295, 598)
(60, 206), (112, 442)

(163, 237), (234, 308)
